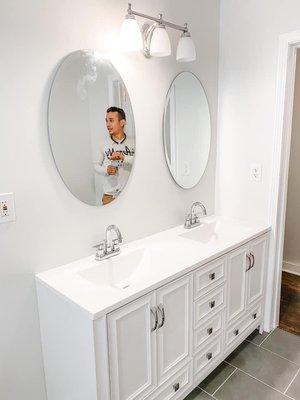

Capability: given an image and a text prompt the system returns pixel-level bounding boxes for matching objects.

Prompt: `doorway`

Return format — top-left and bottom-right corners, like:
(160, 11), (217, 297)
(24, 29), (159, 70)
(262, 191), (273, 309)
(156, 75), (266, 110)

(279, 50), (300, 334)
(269, 31), (300, 333)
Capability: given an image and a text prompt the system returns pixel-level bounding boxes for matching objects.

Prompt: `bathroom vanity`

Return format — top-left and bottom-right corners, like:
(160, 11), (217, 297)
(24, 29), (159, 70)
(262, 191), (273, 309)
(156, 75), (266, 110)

(36, 216), (270, 400)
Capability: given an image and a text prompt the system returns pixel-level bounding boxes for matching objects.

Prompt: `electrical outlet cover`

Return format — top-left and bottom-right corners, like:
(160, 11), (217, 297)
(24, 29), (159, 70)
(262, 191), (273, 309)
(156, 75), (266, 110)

(250, 164), (262, 182)
(0, 193), (16, 223)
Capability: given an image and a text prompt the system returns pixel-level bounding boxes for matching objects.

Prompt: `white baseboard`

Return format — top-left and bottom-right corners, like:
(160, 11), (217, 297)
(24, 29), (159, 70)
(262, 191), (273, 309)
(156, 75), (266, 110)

(282, 260), (300, 276)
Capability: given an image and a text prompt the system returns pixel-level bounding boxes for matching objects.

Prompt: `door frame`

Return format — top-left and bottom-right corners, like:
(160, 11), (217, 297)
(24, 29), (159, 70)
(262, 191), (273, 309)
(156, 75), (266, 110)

(266, 30), (300, 331)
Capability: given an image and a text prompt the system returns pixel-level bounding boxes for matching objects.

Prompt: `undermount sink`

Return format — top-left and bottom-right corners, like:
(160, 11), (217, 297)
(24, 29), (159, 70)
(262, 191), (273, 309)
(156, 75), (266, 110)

(179, 219), (253, 244)
(79, 248), (147, 289)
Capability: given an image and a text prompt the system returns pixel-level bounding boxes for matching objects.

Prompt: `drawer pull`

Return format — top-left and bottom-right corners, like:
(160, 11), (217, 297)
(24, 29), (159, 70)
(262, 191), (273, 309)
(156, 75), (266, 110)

(253, 313), (257, 319)
(173, 383), (180, 392)
(207, 327), (213, 335)
(209, 272), (215, 280)
(234, 329), (239, 336)
(209, 300), (215, 309)
(206, 352), (213, 360)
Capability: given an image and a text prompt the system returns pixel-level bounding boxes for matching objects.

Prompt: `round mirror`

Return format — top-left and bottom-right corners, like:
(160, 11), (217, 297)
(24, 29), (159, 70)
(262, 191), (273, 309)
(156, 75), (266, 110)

(48, 50), (136, 206)
(163, 72), (211, 188)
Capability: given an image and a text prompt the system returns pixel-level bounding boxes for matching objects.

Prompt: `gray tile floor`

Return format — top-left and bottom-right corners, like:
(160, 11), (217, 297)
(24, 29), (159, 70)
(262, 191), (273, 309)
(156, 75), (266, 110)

(185, 328), (300, 400)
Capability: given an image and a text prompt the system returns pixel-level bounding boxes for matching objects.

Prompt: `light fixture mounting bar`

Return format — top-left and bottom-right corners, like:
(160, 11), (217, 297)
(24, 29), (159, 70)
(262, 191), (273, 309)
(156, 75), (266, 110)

(128, 3), (188, 33)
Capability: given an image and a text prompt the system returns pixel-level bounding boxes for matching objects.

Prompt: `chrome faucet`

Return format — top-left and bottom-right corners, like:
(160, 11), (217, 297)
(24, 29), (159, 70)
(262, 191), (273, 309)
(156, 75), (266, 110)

(95, 225), (123, 261)
(184, 201), (207, 229)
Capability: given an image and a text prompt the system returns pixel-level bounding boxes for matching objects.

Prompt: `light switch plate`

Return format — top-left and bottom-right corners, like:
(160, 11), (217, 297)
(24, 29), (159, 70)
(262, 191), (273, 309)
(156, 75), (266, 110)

(250, 164), (262, 182)
(0, 193), (16, 223)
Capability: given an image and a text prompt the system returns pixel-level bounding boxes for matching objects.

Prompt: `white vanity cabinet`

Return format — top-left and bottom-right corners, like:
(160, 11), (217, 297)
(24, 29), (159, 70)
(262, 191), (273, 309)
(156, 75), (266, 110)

(107, 293), (157, 400)
(224, 234), (268, 355)
(36, 223), (270, 400)
(108, 275), (192, 400)
(226, 245), (249, 324)
(247, 235), (268, 307)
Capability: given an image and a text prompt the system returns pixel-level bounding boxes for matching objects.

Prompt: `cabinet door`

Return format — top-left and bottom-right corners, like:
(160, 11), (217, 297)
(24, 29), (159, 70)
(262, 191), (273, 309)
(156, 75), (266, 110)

(156, 275), (192, 384)
(247, 235), (267, 308)
(108, 293), (157, 400)
(226, 245), (248, 324)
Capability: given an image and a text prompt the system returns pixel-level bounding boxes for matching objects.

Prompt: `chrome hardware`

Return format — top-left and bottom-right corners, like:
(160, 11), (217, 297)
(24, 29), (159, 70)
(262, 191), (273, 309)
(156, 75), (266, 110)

(184, 201), (207, 229)
(209, 300), (215, 309)
(207, 327), (213, 335)
(234, 329), (239, 336)
(246, 253), (252, 271)
(151, 307), (158, 332)
(250, 252), (255, 269)
(206, 352), (213, 360)
(157, 304), (165, 329)
(209, 272), (215, 281)
(173, 383), (180, 392)
(95, 225), (123, 261)
(253, 313), (257, 319)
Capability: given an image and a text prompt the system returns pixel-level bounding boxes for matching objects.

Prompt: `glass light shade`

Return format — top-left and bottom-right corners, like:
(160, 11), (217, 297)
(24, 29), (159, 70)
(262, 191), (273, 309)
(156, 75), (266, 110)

(176, 36), (196, 62)
(120, 17), (142, 52)
(150, 26), (171, 57)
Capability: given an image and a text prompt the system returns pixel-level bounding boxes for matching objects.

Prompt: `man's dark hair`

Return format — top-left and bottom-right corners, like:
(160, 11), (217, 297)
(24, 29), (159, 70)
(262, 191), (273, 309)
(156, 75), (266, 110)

(106, 106), (126, 121)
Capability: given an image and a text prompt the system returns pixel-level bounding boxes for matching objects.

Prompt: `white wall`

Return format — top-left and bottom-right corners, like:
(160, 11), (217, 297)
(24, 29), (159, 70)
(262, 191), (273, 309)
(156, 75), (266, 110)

(0, 1), (219, 399)
(217, 0), (300, 223)
(283, 50), (300, 274)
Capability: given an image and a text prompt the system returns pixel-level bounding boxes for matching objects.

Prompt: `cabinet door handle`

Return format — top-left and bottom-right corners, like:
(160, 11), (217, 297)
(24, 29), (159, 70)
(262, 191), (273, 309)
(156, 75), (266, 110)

(253, 313), (257, 319)
(234, 329), (239, 336)
(206, 352), (213, 360)
(150, 307), (158, 332)
(250, 253), (255, 269)
(209, 272), (215, 281)
(157, 304), (165, 329)
(207, 327), (213, 335)
(209, 300), (215, 309)
(246, 254), (252, 271)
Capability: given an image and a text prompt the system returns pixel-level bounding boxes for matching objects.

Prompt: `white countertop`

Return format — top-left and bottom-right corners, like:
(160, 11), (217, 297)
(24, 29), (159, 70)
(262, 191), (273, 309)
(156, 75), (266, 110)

(36, 215), (270, 320)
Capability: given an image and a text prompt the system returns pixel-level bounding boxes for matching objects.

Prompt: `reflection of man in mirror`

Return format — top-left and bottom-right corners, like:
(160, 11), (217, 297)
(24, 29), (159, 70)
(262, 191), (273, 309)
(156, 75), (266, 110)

(94, 107), (135, 205)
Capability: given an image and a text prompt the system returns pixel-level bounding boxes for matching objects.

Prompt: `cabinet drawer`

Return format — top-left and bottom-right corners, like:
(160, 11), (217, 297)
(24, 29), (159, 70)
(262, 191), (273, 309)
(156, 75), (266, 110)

(194, 286), (225, 327)
(145, 363), (192, 400)
(194, 312), (223, 352)
(194, 257), (226, 299)
(193, 335), (222, 377)
(225, 303), (262, 348)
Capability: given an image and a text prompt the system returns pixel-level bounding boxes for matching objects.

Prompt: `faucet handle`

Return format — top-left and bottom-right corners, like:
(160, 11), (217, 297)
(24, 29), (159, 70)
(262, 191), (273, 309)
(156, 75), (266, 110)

(184, 213), (192, 229)
(95, 240), (107, 260)
(111, 238), (120, 252)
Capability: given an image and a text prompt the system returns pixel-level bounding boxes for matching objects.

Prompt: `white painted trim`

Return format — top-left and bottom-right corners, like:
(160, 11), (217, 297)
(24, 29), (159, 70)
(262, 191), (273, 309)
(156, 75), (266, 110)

(282, 261), (300, 276)
(267, 30), (300, 331)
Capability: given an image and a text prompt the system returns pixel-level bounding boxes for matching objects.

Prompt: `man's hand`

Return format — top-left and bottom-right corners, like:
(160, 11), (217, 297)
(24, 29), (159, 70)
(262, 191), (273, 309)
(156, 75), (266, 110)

(107, 166), (118, 175)
(109, 151), (124, 161)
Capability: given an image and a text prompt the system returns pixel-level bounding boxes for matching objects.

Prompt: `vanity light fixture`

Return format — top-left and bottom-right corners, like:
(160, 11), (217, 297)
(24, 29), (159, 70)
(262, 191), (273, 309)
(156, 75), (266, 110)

(120, 3), (196, 62)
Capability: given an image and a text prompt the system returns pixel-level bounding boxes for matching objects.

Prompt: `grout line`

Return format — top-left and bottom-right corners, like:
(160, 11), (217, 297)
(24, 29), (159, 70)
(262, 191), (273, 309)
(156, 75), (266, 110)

(258, 330), (273, 346)
(212, 367), (237, 396)
(224, 361), (296, 400)
(245, 340), (300, 367)
(284, 368), (300, 395)
(196, 385), (217, 399)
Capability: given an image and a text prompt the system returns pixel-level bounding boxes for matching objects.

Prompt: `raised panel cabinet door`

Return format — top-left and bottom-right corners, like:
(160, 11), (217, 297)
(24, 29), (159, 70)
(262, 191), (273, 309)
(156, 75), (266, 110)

(156, 275), (192, 384)
(107, 293), (157, 400)
(226, 245), (248, 324)
(247, 235), (268, 307)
